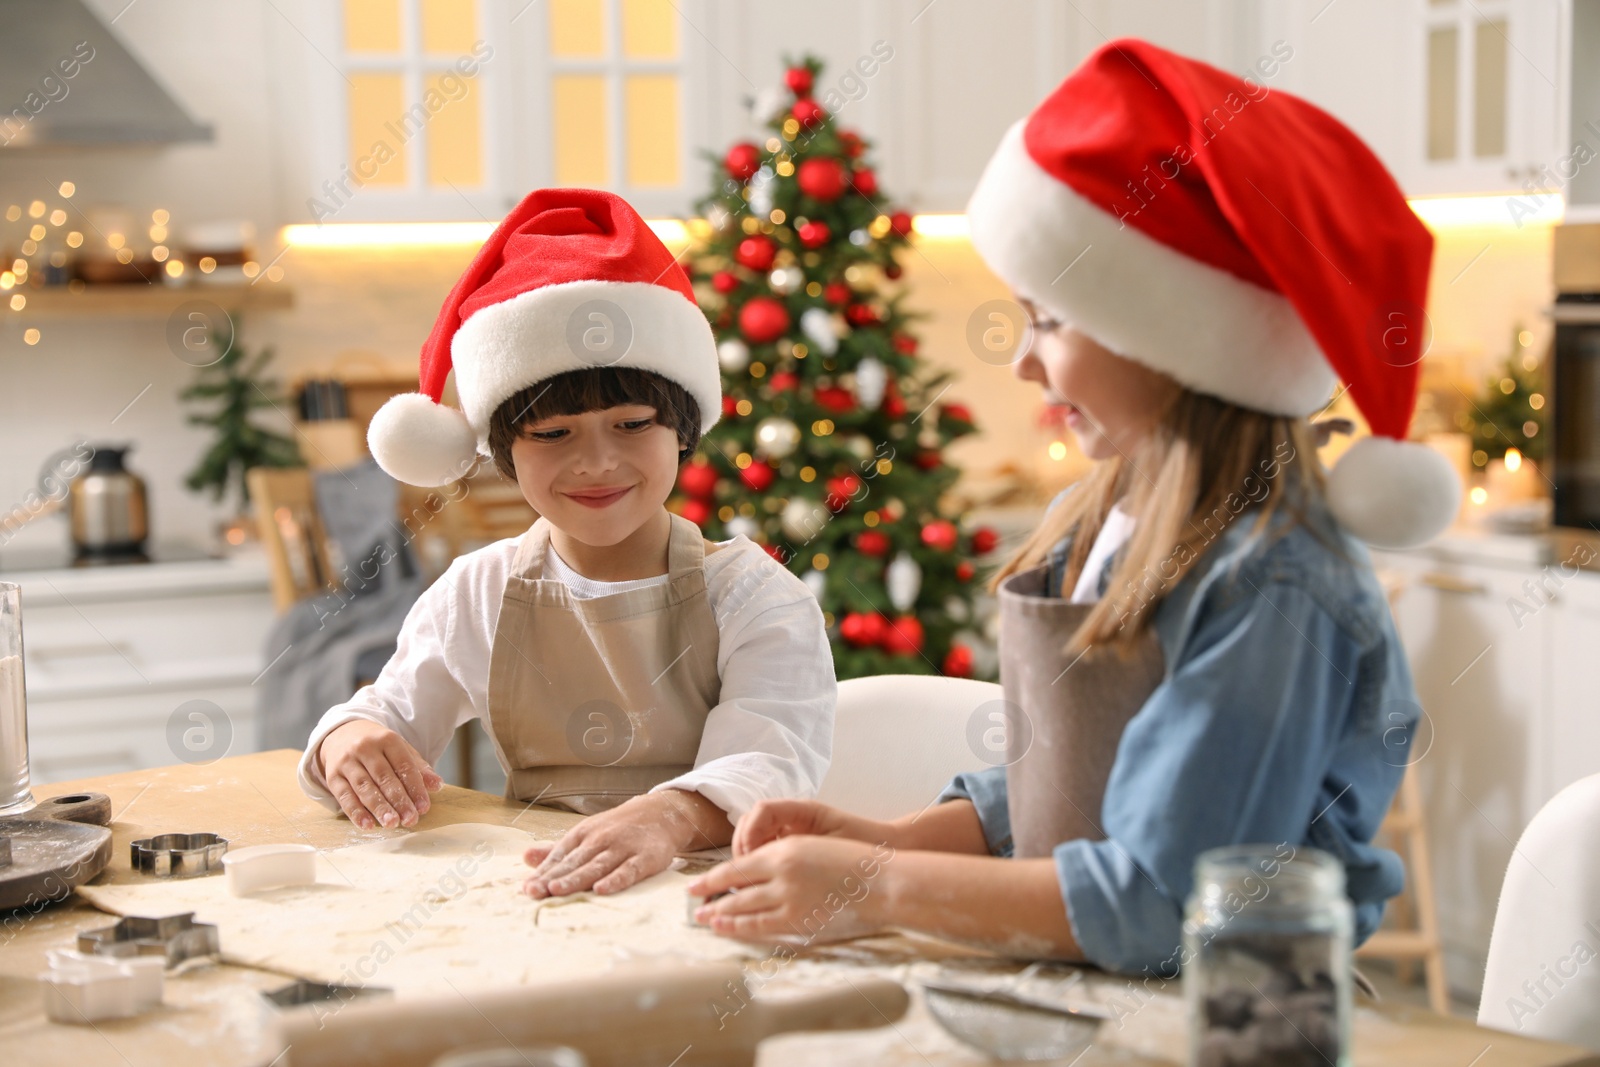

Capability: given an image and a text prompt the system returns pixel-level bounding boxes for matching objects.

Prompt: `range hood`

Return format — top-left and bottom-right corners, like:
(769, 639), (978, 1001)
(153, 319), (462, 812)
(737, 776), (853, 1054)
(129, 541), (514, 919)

(0, 0), (211, 149)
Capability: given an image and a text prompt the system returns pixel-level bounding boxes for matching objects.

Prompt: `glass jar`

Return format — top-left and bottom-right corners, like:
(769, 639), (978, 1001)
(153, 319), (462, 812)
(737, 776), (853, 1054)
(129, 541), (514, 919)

(1, 582), (35, 817)
(1184, 844), (1352, 1067)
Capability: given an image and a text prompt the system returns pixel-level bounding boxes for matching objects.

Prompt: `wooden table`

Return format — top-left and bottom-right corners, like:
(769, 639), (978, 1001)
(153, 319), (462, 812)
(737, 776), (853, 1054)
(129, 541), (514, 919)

(3, 751), (1596, 1067)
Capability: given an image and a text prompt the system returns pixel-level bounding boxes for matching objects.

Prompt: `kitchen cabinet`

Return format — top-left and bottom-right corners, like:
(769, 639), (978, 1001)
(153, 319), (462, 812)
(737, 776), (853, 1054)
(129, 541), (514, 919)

(11, 553), (274, 784)
(1373, 532), (1600, 998)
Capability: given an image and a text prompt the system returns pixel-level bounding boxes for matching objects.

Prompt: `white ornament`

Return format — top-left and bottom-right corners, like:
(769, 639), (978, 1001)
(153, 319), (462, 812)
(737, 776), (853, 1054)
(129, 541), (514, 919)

(781, 498), (831, 542)
(754, 416), (801, 459)
(854, 356), (888, 409)
(944, 595), (970, 624)
(748, 167), (776, 218)
(802, 568), (828, 600)
(725, 515), (760, 540)
(748, 87), (787, 125)
(768, 267), (801, 294)
(718, 338), (750, 373)
(849, 228), (871, 247)
(799, 307), (840, 355)
(887, 551), (922, 612)
(846, 435), (874, 461)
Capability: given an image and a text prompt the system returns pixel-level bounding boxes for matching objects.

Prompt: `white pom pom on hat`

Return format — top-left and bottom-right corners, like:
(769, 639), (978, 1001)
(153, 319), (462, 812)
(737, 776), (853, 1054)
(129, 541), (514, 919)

(966, 38), (1459, 548)
(366, 391), (478, 488)
(368, 188), (721, 488)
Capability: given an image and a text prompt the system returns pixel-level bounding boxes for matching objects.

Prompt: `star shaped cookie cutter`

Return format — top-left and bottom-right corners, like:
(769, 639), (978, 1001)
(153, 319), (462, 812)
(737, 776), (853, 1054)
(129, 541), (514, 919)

(77, 912), (221, 969)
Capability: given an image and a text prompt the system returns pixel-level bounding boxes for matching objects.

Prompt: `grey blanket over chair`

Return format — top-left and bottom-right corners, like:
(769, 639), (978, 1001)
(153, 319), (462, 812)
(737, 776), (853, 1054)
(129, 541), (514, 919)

(255, 460), (427, 751)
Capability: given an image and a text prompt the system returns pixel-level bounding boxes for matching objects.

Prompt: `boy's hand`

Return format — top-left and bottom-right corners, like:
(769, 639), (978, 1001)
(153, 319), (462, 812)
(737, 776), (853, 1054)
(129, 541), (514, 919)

(732, 798), (894, 857)
(686, 836), (893, 944)
(523, 789), (730, 898)
(319, 719), (443, 830)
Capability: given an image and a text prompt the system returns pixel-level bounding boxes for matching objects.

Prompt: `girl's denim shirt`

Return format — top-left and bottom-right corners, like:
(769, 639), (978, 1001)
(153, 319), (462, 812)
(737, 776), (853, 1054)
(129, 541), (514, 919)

(939, 487), (1418, 976)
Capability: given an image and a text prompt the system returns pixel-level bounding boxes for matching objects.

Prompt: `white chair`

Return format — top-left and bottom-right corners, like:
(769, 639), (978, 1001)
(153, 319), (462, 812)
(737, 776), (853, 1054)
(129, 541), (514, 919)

(1477, 772), (1600, 1049)
(816, 674), (1003, 821)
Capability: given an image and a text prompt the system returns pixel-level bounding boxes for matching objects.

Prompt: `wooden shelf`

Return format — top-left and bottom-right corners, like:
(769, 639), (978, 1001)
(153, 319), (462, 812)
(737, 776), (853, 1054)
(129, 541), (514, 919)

(11, 282), (293, 318)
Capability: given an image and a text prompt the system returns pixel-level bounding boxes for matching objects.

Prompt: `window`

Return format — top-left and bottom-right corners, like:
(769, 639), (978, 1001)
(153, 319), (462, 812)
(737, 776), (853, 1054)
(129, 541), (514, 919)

(339, 0), (491, 194)
(1424, 0), (1509, 164)
(546, 0), (685, 193)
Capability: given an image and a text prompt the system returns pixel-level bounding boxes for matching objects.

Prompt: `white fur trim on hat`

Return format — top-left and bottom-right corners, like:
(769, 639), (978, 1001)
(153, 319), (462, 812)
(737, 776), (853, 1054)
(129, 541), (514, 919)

(966, 121), (1337, 417)
(452, 279), (721, 451)
(367, 391), (479, 487)
(1326, 436), (1460, 548)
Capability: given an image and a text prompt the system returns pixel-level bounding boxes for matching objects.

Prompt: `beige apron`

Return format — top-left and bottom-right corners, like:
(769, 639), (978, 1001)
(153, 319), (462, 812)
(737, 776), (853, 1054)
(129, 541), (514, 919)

(999, 563), (1167, 858)
(485, 513), (722, 815)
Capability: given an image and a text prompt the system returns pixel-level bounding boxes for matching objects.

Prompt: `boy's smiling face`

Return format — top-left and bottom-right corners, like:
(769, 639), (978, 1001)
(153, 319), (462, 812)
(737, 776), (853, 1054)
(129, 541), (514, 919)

(510, 403), (684, 548)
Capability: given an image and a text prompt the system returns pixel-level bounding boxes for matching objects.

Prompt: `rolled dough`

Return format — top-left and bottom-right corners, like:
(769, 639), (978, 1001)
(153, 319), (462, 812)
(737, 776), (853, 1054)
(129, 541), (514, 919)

(76, 824), (756, 996)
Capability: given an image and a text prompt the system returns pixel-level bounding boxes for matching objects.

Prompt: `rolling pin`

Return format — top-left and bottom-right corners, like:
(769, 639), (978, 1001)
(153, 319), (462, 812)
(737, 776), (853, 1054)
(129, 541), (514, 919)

(275, 962), (908, 1067)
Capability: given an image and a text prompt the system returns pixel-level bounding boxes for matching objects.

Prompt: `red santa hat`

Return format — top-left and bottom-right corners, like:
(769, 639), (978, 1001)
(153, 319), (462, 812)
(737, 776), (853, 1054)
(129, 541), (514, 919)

(967, 38), (1459, 548)
(368, 188), (720, 487)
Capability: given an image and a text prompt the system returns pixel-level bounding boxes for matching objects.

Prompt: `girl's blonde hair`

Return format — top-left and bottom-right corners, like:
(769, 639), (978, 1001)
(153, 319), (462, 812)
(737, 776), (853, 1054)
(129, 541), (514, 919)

(989, 388), (1328, 656)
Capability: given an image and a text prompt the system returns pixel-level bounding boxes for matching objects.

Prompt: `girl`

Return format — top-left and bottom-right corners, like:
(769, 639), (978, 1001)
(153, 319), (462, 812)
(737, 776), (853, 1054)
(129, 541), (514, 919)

(686, 38), (1459, 974)
(297, 189), (835, 900)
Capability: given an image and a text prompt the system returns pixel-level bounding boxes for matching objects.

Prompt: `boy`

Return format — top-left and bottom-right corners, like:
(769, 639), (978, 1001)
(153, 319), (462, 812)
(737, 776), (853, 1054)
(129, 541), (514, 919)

(296, 188), (835, 900)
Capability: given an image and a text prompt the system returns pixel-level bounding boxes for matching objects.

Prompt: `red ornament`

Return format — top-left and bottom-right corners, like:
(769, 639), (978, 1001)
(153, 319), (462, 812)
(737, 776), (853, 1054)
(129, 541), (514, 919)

(883, 382), (907, 418)
(785, 66), (814, 97)
(883, 263), (903, 280)
(914, 450), (941, 471)
(711, 270), (739, 295)
(734, 235), (776, 271)
(825, 474), (862, 510)
(892, 332), (919, 355)
(797, 220), (831, 249)
(943, 645), (974, 677)
(763, 543), (789, 563)
(970, 526), (1000, 555)
(796, 158), (847, 201)
(852, 168), (878, 197)
(941, 402), (974, 425)
(739, 460), (776, 492)
(721, 395), (739, 417)
(724, 142), (762, 182)
(678, 462), (719, 500)
(889, 210), (915, 237)
(738, 297), (790, 344)
(955, 560), (976, 582)
(881, 615), (924, 657)
(855, 529), (891, 557)
(680, 498), (712, 527)
(844, 303), (879, 327)
(814, 386), (856, 413)
(921, 520), (959, 552)
(792, 98), (827, 129)
(840, 611), (887, 648)
(839, 130), (865, 158)
(768, 370), (799, 392)
(824, 281), (852, 305)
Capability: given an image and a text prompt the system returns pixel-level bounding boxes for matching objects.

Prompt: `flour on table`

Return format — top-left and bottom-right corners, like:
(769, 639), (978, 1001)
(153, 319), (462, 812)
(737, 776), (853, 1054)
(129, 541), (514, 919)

(76, 824), (756, 996)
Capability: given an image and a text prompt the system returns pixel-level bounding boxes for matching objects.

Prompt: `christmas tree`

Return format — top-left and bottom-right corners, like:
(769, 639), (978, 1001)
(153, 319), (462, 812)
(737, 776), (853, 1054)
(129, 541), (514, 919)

(1460, 325), (1547, 467)
(676, 56), (999, 681)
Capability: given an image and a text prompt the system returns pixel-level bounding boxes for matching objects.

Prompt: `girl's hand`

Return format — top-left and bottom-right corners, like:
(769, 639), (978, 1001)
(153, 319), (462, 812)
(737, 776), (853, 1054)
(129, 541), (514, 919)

(733, 798), (896, 856)
(319, 719), (443, 830)
(523, 790), (719, 897)
(686, 836), (897, 944)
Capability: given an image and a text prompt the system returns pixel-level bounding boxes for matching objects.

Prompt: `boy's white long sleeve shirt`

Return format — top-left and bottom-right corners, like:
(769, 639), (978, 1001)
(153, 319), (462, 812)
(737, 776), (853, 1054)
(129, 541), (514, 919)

(296, 532), (836, 824)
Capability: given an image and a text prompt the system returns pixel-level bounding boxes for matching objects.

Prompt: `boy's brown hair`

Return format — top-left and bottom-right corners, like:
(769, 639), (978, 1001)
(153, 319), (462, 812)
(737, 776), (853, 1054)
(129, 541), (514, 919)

(485, 367), (702, 481)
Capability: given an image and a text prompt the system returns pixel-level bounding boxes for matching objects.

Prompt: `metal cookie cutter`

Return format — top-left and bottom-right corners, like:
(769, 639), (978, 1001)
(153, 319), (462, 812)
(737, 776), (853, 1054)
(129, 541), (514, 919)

(78, 912), (221, 969)
(131, 832), (228, 877)
(262, 979), (391, 1010)
(39, 949), (164, 1024)
(222, 843), (317, 896)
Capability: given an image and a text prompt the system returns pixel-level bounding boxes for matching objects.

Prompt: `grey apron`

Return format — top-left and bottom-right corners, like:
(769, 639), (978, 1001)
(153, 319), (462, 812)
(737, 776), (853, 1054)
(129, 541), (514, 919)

(999, 563), (1166, 858)
(485, 513), (722, 815)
